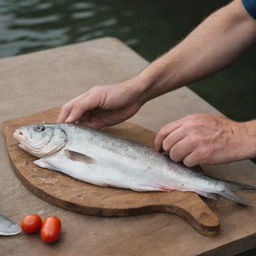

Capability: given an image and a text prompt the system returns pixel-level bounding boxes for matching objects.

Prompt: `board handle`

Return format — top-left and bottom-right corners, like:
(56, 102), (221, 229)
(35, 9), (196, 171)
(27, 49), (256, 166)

(161, 193), (220, 236)
(95, 193), (220, 236)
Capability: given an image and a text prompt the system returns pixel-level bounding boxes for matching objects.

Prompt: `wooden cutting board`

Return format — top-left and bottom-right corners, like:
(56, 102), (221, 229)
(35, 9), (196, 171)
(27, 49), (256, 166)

(3, 108), (220, 236)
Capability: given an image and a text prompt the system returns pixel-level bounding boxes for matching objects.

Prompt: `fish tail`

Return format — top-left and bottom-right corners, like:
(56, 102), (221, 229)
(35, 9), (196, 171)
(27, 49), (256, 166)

(218, 190), (252, 206)
(225, 180), (256, 192)
(219, 180), (256, 207)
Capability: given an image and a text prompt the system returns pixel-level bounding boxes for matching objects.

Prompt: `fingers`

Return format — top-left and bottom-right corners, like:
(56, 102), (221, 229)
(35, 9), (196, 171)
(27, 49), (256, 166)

(57, 83), (138, 125)
(57, 95), (81, 123)
(156, 113), (237, 166)
(183, 152), (200, 167)
(169, 138), (194, 162)
(56, 104), (72, 123)
(155, 124), (195, 163)
(57, 90), (99, 123)
(154, 122), (181, 151)
(161, 127), (186, 152)
(56, 96), (82, 123)
(65, 103), (88, 123)
(155, 117), (208, 166)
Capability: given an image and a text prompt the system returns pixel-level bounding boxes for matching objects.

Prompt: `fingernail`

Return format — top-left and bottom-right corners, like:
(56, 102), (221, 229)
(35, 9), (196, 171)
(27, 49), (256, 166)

(65, 115), (73, 123)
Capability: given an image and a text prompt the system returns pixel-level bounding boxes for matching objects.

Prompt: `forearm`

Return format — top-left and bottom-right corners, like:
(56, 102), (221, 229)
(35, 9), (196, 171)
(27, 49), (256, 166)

(131, 0), (256, 103)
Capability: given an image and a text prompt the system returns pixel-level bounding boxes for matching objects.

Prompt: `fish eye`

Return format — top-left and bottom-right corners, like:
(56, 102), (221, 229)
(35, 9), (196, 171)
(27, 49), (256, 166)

(33, 125), (45, 132)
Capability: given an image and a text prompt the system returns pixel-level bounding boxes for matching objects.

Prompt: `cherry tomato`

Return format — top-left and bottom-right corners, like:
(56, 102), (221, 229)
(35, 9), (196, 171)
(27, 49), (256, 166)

(40, 216), (61, 243)
(21, 214), (42, 234)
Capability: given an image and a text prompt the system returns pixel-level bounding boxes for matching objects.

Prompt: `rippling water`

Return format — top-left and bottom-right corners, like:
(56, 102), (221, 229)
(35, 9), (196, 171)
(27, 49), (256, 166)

(0, 0), (231, 58)
(0, 0), (154, 57)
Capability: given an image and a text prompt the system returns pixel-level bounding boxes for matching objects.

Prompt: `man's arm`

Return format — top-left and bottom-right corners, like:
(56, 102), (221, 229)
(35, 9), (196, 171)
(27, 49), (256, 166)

(57, 0), (256, 166)
(133, 0), (256, 102)
(59, 0), (256, 125)
(132, 0), (256, 166)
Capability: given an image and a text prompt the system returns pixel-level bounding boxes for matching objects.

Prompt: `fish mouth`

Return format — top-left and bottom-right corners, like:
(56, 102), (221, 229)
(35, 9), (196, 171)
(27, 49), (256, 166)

(13, 128), (31, 147)
(13, 129), (24, 142)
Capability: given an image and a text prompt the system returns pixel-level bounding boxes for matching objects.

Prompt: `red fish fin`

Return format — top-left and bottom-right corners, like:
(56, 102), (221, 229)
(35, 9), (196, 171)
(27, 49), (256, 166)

(158, 185), (176, 191)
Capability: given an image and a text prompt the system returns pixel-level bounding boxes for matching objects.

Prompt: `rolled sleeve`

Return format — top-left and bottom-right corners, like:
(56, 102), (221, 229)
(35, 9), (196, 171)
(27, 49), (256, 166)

(242, 0), (256, 19)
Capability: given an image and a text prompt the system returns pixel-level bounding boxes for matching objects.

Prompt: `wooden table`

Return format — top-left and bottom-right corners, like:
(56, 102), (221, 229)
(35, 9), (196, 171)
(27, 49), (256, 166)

(1, 37), (256, 256)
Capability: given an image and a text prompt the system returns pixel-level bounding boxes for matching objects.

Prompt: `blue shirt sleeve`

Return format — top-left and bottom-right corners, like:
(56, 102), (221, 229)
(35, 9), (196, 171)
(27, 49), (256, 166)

(242, 0), (256, 19)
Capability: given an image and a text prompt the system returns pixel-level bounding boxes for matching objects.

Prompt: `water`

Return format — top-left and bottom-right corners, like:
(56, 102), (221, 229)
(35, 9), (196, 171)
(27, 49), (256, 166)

(0, 1), (255, 254)
(1, 0), (255, 121)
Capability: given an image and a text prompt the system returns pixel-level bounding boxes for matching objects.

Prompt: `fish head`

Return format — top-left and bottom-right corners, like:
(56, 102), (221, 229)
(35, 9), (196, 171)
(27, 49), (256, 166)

(13, 124), (67, 158)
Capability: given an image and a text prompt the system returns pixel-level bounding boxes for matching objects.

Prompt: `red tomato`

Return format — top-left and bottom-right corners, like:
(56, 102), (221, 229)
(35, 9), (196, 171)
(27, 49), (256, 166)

(40, 216), (61, 243)
(21, 214), (42, 234)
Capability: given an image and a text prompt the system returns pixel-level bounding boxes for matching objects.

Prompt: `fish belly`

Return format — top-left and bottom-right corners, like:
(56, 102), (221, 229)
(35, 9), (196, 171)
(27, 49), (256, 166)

(34, 148), (183, 192)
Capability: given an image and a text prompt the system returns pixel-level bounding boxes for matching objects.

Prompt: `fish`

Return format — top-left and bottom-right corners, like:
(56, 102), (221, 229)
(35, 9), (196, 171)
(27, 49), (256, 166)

(13, 123), (256, 206)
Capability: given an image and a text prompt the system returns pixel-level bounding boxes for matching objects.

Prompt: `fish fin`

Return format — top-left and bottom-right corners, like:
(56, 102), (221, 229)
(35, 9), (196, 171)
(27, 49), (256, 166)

(64, 149), (95, 164)
(132, 184), (165, 192)
(225, 180), (256, 191)
(34, 159), (57, 171)
(218, 180), (256, 206)
(158, 185), (176, 191)
(195, 191), (219, 200)
(218, 190), (253, 207)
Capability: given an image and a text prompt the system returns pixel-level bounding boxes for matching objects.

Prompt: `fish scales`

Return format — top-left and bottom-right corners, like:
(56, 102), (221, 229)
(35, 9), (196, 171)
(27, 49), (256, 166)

(13, 123), (256, 206)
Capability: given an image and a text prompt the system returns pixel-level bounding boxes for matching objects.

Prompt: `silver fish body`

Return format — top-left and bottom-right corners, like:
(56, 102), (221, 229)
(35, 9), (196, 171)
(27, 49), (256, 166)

(13, 123), (256, 205)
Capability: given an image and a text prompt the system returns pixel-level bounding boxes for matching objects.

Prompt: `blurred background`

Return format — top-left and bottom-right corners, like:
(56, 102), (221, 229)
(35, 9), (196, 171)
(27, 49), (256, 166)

(0, 1), (255, 254)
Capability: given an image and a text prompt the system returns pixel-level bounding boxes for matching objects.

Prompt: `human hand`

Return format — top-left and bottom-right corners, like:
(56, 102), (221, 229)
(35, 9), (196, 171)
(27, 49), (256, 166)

(155, 113), (256, 167)
(57, 79), (143, 129)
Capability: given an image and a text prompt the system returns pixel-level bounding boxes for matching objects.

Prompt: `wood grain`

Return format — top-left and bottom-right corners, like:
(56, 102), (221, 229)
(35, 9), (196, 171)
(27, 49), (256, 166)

(3, 108), (219, 236)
